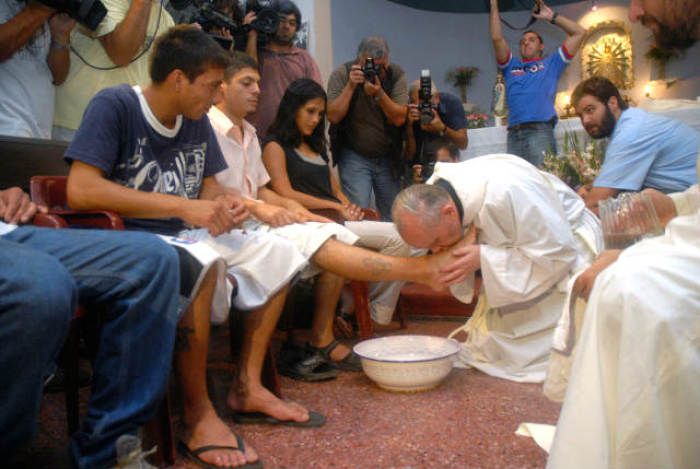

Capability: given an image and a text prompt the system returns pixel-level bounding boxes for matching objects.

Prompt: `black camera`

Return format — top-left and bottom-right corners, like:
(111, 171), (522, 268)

(361, 57), (380, 83)
(37, 0), (107, 31)
(173, 0), (279, 50)
(418, 69), (436, 126)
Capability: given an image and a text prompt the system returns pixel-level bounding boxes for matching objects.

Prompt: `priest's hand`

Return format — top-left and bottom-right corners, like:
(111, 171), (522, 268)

(437, 226), (480, 286)
(572, 249), (622, 299)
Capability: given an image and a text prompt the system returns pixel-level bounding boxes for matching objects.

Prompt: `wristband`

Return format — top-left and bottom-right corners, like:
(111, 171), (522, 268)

(550, 12), (559, 24)
(50, 39), (70, 50)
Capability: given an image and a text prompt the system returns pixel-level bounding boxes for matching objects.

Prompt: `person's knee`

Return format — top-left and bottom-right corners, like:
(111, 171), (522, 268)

(14, 256), (76, 327)
(130, 234), (180, 278)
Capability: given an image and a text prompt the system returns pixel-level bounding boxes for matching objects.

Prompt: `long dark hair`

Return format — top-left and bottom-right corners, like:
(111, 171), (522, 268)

(267, 78), (329, 162)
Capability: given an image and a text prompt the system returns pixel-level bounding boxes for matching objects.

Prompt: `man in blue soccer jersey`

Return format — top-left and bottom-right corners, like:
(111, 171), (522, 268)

(489, 0), (586, 167)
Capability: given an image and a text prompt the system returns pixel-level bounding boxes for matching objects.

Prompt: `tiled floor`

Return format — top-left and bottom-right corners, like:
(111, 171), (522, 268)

(11, 318), (561, 469)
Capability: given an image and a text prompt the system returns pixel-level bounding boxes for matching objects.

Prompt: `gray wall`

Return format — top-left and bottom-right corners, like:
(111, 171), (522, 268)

(330, 0), (700, 119)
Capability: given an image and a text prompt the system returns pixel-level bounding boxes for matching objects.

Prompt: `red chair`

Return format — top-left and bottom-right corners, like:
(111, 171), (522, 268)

(30, 176), (123, 229)
(30, 175), (281, 464)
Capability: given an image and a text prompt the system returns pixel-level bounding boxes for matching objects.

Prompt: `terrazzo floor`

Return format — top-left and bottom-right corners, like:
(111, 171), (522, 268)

(10, 318), (561, 469)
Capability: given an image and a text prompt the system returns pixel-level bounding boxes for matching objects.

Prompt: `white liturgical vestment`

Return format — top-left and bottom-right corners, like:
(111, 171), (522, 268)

(430, 155), (602, 382)
(547, 211), (700, 469)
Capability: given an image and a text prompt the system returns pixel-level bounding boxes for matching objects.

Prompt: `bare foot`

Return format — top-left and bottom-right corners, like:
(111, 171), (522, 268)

(185, 409), (258, 468)
(228, 382), (310, 424)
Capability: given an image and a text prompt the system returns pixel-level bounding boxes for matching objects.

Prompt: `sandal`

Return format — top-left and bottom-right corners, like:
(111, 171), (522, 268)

(317, 340), (363, 372)
(278, 344), (337, 382)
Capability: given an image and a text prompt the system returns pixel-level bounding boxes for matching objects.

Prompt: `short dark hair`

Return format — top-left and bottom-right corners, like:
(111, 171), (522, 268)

(431, 138), (459, 160)
(571, 76), (629, 110)
(267, 78), (328, 161)
(224, 51), (258, 82)
(522, 30), (543, 44)
(273, 0), (301, 26)
(150, 25), (231, 84)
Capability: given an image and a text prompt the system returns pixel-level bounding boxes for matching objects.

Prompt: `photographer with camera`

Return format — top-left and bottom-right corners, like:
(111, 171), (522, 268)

(52, 0), (174, 141)
(327, 36), (408, 221)
(245, 0), (321, 138)
(0, 1), (75, 138)
(405, 72), (467, 180)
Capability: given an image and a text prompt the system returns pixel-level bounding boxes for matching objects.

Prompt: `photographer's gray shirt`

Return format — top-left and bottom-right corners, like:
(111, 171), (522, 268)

(327, 62), (407, 159)
(0, 1), (53, 138)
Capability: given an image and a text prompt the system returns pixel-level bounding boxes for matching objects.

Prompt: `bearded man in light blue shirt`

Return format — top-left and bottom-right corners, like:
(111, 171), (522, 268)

(573, 76), (699, 214)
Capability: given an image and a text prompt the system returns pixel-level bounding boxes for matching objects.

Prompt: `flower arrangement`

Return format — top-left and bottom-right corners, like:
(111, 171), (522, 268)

(446, 66), (479, 103)
(542, 132), (606, 189)
(466, 113), (489, 129)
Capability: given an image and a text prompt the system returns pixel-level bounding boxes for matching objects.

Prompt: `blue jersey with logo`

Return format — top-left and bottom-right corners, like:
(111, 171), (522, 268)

(499, 46), (572, 126)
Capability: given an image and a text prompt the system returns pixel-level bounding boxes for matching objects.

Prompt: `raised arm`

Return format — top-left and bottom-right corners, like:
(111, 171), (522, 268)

(0, 1), (53, 62)
(489, 0), (510, 64)
(364, 76), (407, 127)
(243, 10), (258, 63)
(98, 0), (155, 67)
(46, 13), (75, 85)
(327, 64), (364, 124)
(404, 107), (418, 160)
(533, 1), (587, 55)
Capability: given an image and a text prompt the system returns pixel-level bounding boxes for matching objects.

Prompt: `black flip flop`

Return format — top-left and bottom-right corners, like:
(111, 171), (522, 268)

(231, 410), (326, 428)
(177, 434), (262, 469)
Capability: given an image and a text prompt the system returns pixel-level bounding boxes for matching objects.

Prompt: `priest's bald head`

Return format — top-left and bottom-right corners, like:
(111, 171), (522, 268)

(392, 184), (464, 252)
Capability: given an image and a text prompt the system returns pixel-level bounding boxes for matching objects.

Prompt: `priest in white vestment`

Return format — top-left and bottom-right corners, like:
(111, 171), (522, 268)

(392, 154), (603, 382)
(547, 154), (700, 469)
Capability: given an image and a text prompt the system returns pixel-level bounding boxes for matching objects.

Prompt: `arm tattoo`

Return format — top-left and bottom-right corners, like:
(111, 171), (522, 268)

(175, 326), (194, 352)
(361, 256), (392, 276)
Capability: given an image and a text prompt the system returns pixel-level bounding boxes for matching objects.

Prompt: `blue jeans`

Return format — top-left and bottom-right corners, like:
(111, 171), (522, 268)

(506, 125), (556, 168)
(338, 147), (401, 221)
(0, 227), (180, 469)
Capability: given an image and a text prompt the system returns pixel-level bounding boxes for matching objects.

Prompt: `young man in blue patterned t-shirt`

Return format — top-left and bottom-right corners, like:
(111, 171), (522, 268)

(489, 0), (586, 167)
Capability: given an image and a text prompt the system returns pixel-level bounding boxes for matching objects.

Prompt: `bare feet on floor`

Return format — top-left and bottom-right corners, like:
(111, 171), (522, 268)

(185, 409), (258, 468)
(228, 382), (310, 424)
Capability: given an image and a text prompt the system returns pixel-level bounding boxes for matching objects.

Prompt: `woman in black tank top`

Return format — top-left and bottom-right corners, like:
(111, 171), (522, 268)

(262, 79), (363, 221)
